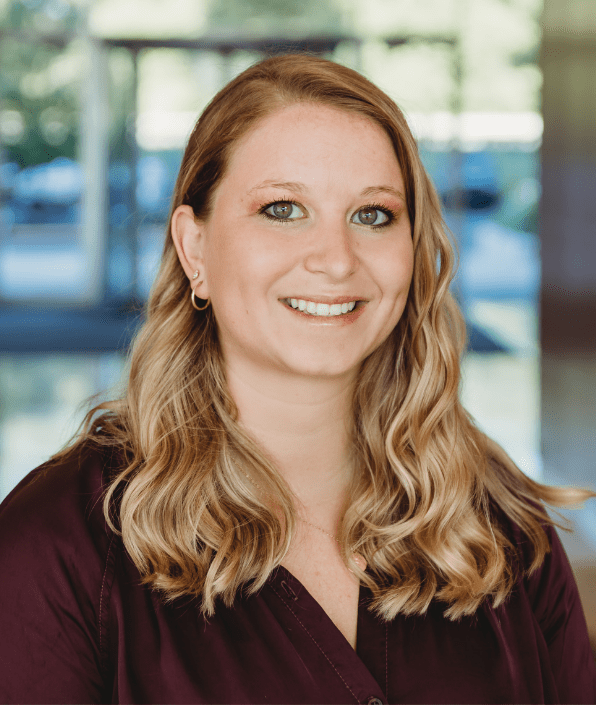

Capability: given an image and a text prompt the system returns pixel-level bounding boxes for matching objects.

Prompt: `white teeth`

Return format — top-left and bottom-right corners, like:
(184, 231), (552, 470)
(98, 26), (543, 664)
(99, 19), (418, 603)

(286, 298), (358, 316)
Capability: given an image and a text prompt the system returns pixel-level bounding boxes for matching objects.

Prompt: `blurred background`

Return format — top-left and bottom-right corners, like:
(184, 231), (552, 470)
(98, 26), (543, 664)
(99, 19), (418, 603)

(0, 0), (594, 648)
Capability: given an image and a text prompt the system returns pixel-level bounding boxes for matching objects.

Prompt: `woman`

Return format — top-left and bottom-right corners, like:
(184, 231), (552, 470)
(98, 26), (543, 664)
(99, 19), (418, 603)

(1, 54), (595, 704)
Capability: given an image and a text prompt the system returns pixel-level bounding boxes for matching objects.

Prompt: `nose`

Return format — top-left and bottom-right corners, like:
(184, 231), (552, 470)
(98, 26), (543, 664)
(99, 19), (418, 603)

(303, 218), (358, 281)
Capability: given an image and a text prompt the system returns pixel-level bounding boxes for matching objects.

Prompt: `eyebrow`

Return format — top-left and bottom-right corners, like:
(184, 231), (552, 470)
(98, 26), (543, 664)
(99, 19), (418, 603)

(360, 185), (405, 201)
(248, 180), (308, 195)
(249, 181), (405, 201)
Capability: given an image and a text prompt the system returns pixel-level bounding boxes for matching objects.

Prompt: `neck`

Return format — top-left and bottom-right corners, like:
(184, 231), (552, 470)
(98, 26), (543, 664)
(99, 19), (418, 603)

(224, 359), (356, 515)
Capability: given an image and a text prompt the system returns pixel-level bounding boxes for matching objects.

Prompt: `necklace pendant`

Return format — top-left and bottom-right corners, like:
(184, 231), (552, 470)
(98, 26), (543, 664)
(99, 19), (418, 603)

(352, 552), (367, 571)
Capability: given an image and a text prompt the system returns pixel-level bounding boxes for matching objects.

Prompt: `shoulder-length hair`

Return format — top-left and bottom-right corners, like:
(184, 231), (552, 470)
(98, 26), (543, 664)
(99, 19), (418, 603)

(59, 54), (592, 619)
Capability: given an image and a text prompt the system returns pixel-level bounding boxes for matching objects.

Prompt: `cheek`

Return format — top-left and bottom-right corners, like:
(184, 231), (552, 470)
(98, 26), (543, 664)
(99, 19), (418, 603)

(202, 229), (242, 309)
(376, 241), (414, 299)
(205, 225), (292, 305)
(401, 247), (415, 292)
(378, 245), (414, 340)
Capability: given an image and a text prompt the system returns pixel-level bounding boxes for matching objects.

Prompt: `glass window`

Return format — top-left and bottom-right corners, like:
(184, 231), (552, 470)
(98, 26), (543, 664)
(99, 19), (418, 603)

(0, 0), (543, 494)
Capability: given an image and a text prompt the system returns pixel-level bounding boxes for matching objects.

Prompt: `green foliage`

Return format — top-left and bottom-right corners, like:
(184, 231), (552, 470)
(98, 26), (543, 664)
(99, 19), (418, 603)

(0, 36), (79, 167)
(0, 0), (82, 167)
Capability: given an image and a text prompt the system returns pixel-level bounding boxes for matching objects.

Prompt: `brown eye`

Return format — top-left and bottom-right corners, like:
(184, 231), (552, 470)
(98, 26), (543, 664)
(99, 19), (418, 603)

(263, 202), (304, 220)
(273, 203), (292, 218)
(354, 207), (389, 226)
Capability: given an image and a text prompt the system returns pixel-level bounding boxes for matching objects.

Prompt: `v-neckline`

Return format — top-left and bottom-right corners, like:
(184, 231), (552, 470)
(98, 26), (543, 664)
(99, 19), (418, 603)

(267, 565), (389, 704)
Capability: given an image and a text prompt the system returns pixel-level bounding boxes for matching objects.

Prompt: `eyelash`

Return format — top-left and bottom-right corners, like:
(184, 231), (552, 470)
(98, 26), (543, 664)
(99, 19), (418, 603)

(258, 199), (398, 228)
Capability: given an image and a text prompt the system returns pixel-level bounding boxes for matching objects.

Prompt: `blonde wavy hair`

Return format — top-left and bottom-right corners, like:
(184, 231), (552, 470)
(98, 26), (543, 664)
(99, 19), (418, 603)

(58, 54), (593, 620)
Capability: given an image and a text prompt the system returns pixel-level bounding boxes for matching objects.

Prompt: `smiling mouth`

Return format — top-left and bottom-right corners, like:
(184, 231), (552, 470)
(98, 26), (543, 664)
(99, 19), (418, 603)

(282, 298), (362, 317)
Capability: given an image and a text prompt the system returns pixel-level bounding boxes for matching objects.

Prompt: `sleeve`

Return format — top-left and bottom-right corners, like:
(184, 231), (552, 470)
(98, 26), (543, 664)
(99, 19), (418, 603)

(524, 523), (596, 703)
(0, 450), (115, 704)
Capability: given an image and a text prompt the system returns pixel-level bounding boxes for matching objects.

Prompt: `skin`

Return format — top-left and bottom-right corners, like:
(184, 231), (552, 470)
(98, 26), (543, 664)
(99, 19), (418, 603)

(172, 102), (414, 648)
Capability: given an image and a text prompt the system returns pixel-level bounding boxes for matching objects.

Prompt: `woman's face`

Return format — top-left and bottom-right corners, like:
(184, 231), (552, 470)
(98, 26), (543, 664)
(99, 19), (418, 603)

(174, 102), (414, 383)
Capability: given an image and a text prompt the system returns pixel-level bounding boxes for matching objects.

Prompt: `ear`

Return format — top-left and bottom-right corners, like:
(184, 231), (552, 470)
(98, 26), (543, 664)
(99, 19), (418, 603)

(171, 205), (209, 298)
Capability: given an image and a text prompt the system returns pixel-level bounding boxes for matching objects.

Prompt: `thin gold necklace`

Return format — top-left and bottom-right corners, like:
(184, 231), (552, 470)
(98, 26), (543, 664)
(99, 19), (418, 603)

(237, 463), (367, 571)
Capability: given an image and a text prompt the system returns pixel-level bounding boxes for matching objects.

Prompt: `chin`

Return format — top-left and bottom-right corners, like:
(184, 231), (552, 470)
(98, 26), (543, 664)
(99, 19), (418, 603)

(282, 354), (360, 380)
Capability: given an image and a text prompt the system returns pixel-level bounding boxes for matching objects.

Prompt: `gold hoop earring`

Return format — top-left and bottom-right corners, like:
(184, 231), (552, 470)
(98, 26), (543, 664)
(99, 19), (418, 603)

(191, 284), (210, 311)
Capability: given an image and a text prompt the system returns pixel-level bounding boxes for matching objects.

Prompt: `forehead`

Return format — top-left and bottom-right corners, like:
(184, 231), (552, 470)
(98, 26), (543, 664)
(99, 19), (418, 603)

(217, 102), (403, 195)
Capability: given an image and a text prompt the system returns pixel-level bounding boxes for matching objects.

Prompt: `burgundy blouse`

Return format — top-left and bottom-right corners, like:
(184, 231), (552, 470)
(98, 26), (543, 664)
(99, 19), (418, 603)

(1, 445), (595, 704)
